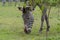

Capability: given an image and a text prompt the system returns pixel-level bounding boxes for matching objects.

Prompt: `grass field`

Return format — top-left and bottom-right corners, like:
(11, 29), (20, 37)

(0, 3), (60, 40)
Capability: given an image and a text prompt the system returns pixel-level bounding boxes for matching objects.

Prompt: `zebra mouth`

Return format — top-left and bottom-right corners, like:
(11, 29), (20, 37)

(24, 28), (31, 34)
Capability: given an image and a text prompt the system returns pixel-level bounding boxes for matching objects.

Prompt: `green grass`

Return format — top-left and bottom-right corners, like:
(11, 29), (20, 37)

(0, 2), (60, 40)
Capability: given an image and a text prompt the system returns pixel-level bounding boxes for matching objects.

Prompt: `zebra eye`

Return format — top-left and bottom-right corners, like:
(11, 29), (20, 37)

(23, 8), (26, 13)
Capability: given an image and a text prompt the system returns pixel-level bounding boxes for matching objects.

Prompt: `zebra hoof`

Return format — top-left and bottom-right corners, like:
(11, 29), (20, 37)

(24, 28), (31, 34)
(39, 28), (43, 34)
(46, 26), (50, 32)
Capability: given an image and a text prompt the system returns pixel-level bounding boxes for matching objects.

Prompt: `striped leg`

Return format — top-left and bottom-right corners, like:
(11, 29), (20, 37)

(45, 14), (50, 32)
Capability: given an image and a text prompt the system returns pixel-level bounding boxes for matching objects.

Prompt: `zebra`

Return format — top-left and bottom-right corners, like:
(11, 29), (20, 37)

(25, 0), (50, 33)
(2, 0), (6, 6)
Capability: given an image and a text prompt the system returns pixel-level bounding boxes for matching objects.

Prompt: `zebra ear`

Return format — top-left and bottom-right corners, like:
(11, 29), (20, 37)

(18, 7), (23, 11)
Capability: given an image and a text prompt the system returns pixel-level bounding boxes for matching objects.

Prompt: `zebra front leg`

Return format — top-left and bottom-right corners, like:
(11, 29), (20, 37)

(45, 14), (50, 32)
(39, 14), (44, 33)
(39, 7), (47, 33)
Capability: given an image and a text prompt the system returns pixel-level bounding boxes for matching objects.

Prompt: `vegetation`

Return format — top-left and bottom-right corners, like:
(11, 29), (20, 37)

(0, 2), (60, 40)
